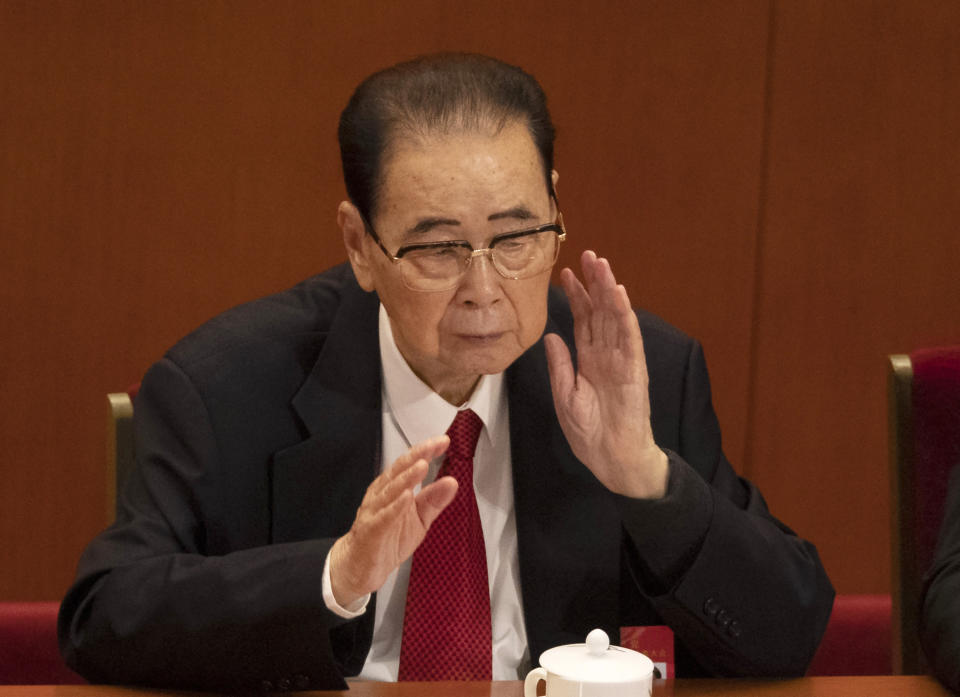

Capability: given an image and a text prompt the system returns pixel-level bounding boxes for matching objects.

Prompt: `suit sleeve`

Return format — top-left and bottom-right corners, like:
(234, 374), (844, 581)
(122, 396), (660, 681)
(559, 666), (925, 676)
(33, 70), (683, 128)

(58, 357), (365, 692)
(920, 465), (960, 693)
(615, 337), (835, 676)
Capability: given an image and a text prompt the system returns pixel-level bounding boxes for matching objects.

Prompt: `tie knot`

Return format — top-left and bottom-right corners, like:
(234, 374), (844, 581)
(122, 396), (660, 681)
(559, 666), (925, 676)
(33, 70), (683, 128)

(445, 409), (483, 464)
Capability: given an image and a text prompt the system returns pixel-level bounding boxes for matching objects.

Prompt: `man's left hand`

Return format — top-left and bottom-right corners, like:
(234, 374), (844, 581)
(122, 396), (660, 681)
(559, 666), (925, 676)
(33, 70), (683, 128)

(544, 250), (668, 499)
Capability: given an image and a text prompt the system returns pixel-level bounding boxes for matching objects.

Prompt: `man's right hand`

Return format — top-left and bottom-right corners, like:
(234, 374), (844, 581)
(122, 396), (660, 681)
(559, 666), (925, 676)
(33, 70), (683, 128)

(329, 435), (457, 608)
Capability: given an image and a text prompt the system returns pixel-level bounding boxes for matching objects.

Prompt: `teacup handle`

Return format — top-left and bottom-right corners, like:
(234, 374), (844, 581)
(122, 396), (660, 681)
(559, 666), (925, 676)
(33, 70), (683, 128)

(524, 667), (548, 697)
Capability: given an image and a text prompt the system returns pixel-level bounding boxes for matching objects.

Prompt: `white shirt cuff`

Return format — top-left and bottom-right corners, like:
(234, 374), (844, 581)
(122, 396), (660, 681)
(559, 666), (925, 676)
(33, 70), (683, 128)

(322, 549), (370, 619)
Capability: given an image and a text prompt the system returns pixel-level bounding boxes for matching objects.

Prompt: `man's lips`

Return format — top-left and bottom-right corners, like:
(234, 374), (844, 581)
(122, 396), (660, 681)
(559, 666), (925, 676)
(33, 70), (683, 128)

(453, 332), (505, 343)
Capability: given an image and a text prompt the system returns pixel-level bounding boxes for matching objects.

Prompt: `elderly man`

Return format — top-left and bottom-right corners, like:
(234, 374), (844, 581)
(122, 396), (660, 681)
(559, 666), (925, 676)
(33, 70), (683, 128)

(60, 54), (834, 692)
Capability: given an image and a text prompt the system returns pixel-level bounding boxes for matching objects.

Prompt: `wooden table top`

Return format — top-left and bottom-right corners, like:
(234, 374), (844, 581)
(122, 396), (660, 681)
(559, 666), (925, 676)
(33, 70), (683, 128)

(0, 676), (952, 697)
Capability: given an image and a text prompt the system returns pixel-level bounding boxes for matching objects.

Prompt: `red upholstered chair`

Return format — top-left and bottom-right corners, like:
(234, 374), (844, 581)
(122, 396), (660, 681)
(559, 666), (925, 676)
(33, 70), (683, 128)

(0, 602), (85, 684)
(807, 594), (892, 675)
(889, 346), (960, 674)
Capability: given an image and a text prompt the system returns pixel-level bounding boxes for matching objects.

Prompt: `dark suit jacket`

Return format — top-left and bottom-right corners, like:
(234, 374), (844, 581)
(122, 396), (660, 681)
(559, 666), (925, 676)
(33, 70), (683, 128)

(59, 264), (834, 692)
(921, 464), (960, 693)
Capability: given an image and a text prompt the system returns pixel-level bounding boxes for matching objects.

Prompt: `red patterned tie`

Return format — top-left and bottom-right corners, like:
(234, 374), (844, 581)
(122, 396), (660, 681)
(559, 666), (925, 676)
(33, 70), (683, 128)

(398, 408), (492, 681)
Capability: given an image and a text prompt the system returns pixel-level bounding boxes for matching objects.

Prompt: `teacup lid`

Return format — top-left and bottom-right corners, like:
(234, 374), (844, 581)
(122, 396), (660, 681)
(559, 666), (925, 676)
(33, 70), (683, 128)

(537, 629), (654, 683)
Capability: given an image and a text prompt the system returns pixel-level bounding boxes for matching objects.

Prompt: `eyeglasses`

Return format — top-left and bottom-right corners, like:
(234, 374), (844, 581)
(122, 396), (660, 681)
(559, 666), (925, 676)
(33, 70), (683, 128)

(363, 205), (567, 292)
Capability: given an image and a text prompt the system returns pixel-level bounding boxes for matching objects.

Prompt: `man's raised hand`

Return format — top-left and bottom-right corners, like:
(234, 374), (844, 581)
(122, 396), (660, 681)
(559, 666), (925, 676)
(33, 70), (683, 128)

(329, 436), (457, 607)
(544, 250), (668, 499)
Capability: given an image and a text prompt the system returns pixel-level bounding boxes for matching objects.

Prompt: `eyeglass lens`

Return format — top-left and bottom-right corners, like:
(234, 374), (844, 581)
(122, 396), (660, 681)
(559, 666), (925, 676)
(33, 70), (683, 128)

(399, 228), (560, 291)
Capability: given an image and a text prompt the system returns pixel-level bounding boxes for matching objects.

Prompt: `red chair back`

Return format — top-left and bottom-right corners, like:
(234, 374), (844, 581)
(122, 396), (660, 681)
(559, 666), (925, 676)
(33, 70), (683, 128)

(890, 345), (960, 674)
(910, 346), (960, 580)
(808, 594), (892, 676)
(0, 602), (85, 684)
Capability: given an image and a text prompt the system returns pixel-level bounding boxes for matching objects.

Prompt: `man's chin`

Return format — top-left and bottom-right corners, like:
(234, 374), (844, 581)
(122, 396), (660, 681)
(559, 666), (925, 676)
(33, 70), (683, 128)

(455, 346), (524, 377)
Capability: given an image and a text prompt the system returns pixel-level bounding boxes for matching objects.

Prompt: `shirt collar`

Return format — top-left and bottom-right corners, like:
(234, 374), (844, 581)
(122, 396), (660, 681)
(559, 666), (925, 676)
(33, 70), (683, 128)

(378, 304), (505, 446)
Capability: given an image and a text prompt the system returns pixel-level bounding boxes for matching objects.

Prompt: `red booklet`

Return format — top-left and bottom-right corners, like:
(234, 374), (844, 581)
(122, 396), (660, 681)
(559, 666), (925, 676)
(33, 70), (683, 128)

(620, 625), (674, 679)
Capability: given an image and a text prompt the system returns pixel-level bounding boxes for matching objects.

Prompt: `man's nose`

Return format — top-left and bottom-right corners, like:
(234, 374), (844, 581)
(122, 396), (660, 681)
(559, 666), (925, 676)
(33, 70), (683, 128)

(457, 252), (503, 305)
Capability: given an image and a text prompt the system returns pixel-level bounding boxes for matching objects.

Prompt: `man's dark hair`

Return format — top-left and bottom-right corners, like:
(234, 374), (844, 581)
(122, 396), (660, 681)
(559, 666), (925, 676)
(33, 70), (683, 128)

(338, 53), (556, 224)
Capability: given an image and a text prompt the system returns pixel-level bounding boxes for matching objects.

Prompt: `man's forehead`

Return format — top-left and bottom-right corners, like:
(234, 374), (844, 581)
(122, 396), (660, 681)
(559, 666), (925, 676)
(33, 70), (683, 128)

(397, 205), (540, 242)
(374, 126), (550, 234)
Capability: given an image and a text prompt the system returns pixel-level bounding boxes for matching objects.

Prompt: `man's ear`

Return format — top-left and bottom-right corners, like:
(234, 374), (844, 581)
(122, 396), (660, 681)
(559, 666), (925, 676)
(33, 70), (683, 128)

(550, 170), (560, 216)
(338, 200), (376, 291)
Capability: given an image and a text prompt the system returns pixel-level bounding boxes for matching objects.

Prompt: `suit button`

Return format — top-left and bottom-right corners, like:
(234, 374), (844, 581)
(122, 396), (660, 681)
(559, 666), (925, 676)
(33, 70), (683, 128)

(703, 596), (720, 617)
(728, 620), (742, 638)
(277, 677), (292, 691)
(715, 610), (732, 629)
(260, 680), (274, 692)
(293, 674), (310, 690)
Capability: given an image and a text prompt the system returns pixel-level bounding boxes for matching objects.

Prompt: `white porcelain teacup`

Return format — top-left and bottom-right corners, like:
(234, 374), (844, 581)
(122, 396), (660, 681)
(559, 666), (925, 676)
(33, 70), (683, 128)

(523, 629), (654, 697)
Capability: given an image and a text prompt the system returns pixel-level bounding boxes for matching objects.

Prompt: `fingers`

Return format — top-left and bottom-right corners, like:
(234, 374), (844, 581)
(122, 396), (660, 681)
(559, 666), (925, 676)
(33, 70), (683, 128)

(587, 256), (628, 346)
(614, 284), (644, 357)
(582, 250), (616, 299)
(606, 284), (640, 352)
(359, 435), (449, 522)
(374, 459), (429, 511)
(583, 253), (615, 346)
(562, 250), (637, 351)
(560, 266), (592, 347)
(415, 476), (459, 528)
(544, 332), (576, 401)
(373, 435), (448, 493)
(396, 435), (451, 473)
(599, 286), (623, 347)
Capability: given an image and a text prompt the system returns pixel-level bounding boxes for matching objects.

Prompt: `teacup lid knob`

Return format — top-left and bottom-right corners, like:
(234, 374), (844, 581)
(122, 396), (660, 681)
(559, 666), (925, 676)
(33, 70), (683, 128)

(585, 628), (609, 656)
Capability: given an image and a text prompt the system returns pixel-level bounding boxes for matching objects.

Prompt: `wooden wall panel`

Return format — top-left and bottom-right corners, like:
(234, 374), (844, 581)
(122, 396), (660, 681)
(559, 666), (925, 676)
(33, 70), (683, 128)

(547, 2), (769, 476)
(750, 1), (960, 593)
(1, 1), (765, 600)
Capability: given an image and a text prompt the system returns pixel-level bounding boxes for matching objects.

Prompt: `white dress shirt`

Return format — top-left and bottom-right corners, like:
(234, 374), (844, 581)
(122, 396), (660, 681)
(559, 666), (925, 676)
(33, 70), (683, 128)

(321, 304), (529, 680)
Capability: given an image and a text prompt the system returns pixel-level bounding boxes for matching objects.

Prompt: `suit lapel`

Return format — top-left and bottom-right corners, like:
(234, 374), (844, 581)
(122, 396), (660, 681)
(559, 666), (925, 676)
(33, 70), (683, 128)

(508, 316), (622, 662)
(270, 281), (383, 544)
